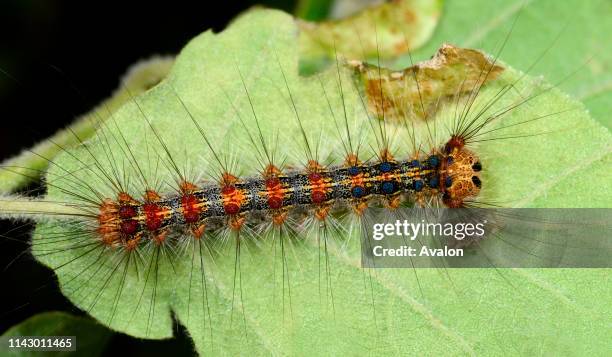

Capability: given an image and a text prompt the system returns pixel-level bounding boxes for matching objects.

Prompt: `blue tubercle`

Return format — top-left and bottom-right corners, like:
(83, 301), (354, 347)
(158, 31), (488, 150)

(381, 181), (395, 194)
(351, 186), (366, 198)
(445, 176), (453, 188)
(379, 162), (392, 172)
(413, 180), (424, 192)
(427, 155), (440, 167)
(428, 177), (439, 188)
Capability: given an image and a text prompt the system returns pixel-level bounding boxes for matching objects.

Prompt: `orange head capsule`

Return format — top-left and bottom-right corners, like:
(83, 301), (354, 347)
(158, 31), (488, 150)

(442, 145), (482, 208)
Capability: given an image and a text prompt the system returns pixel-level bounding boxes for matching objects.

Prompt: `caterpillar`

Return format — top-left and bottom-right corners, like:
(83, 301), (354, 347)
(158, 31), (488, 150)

(1, 2), (611, 356)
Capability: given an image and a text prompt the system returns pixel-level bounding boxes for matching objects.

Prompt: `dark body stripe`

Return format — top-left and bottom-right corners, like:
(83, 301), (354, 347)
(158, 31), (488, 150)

(118, 156), (442, 236)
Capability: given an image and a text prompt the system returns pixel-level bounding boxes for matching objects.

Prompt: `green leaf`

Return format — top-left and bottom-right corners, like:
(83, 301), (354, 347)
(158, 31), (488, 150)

(30, 7), (612, 356)
(2, 312), (112, 357)
(403, 0), (612, 130)
(298, 0), (443, 73)
(295, 0), (334, 21)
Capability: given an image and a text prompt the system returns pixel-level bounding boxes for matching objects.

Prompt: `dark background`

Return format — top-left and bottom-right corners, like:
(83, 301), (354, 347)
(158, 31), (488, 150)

(0, 0), (296, 354)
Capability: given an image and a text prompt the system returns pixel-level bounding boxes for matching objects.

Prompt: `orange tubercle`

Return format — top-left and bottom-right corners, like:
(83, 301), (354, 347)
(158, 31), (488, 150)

(229, 216), (246, 231)
(263, 164), (282, 178)
(180, 180), (199, 194)
(344, 153), (360, 167)
(314, 206), (330, 221)
(191, 224), (206, 239)
(98, 199), (121, 247)
(144, 189), (161, 202)
(221, 172), (238, 186)
(272, 212), (288, 226)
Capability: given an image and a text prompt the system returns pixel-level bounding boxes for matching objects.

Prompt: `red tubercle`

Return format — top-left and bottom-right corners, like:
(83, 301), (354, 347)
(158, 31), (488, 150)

(308, 173), (322, 182)
(224, 203), (241, 215)
(183, 211), (200, 223)
(221, 185), (236, 195)
(120, 220), (139, 235)
(181, 194), (202, 223)
(143, 203), (164, 231)
(267, 196), (284, 209)
(265, 177), (284, 209)
(116, 193), (142, 236)
(220, 181), (247, 215)
(265, 177), (280, 189)
(308, 171), (328, 204)
(118, 205), (137, 219)
(311, 190), (326, 204)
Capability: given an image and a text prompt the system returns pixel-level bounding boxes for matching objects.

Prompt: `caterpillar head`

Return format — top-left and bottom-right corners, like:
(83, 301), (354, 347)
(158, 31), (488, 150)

(442, 137), (482, 208)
